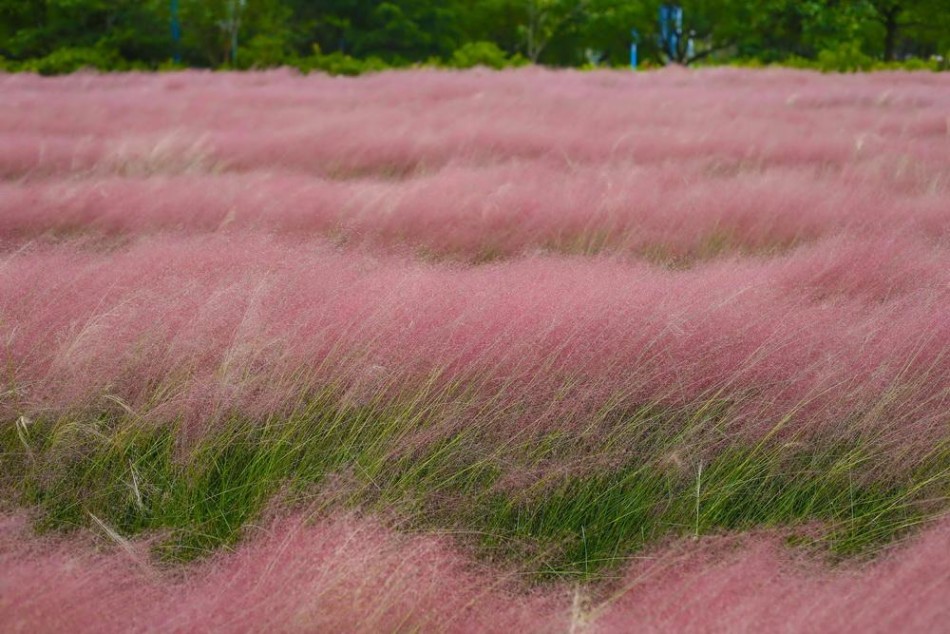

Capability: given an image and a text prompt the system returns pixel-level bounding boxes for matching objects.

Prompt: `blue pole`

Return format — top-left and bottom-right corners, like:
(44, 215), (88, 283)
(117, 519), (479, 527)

(631, 29), (639, 69)
(659, 3), (684, 62)
(170, 0), (181, 63)
(659, 5), (670, 56)
(672, 6), (683, 60)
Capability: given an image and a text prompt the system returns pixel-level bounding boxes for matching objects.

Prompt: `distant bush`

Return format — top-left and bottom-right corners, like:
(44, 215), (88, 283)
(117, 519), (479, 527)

(237, 34), (294, 70)
(157, 59), (188, 72)
(726, 58), (767, 69)
(780, 55), (817, 70)
(1, 42), (945, 75)
(294, 46), (390, 76)
(768, 48), (938, 73)
(447, 41), (527, 70)
(816, 42), (874, 72)
(18, 47), (124, 76)
(871, 57), (939, 72)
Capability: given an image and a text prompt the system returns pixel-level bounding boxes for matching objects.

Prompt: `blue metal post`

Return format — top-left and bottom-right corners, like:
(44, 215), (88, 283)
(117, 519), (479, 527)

(631, 29), (639, 69)
(670, 6), (682, 60)
(170, 0), (181, 63)
(659, 3), (684, 62)
(659, 5), (671, 57)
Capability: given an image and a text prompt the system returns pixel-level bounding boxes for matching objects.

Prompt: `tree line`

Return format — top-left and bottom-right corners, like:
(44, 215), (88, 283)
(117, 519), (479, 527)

(1, 1), (948, 74)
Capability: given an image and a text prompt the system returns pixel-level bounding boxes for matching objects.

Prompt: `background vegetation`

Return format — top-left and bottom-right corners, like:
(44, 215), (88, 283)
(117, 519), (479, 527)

(1, 0), (949, 75)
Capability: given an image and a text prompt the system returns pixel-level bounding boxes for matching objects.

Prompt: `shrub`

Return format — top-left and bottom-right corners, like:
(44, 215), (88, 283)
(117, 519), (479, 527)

(448, 41), (526, 70)
(816, 42), (875, 72)
(294, 46), (390, 76)
(18, 47), (123, 76)
(871, 57), (939, 72)
(157, 59), (188, 72)
(236, 34), (293, 70)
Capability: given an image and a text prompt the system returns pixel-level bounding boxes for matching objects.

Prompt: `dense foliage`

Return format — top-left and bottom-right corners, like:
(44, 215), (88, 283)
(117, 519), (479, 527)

(1, 0), (948, 74)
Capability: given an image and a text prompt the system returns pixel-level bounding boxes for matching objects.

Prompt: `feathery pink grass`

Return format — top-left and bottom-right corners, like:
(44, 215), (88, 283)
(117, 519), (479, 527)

(2, 68), (947, 262)
(2, 233), (947, 456)
(2, 68), (949, 631)
(2, 512), (948, 633)
(1, 162), (947, 260)
(2, 69), (948, 179)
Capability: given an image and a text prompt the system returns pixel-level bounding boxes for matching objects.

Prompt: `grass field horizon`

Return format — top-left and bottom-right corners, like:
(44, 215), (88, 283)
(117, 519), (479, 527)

(1, 67), (948, 632)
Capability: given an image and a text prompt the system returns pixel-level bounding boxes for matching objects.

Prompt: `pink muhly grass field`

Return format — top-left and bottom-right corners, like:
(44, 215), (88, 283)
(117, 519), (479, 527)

(1, 68), (948, 261)
(1, 512), (948, 634)
(1, 69), (948, 180)
(1, 67), (949, 632)
(2, 233), (947, 458)
(0, 162), (947, 259)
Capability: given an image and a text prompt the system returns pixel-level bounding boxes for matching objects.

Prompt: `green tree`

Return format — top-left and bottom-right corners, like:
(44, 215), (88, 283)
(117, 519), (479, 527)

(0, 0), (167, 62)
(863, 0), (950, 60)
(2, 0), (948, 72)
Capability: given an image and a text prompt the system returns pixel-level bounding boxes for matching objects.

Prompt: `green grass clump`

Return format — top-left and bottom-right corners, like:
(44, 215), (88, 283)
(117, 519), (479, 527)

(2, 400), (947, 581)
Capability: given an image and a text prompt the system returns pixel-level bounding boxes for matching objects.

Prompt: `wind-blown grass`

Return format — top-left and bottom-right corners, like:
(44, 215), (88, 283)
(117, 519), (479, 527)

(2, 235), (946, 459)
(1, 68), (947, 263)
(1, 67), (948, 631)
(4, 401), (946, 576)
(2, 68), (948, 180)
(0, 163), (947, 261)
(1, 511), (948, 633)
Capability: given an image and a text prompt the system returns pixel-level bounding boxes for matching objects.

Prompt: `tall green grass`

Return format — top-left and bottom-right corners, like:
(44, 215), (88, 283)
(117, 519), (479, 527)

(3, 395), (947, 581)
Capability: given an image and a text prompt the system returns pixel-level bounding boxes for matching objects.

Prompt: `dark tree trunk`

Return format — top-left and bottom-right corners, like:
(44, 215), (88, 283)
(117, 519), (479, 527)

(882, 7), (901, 62)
